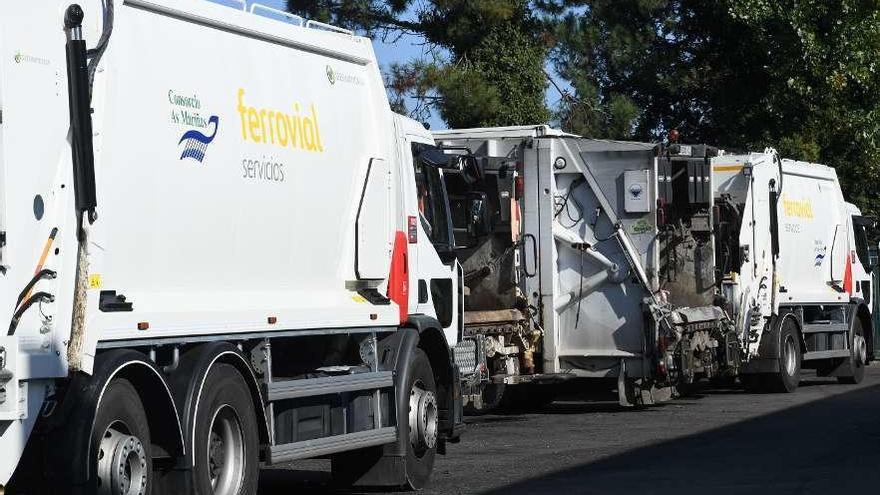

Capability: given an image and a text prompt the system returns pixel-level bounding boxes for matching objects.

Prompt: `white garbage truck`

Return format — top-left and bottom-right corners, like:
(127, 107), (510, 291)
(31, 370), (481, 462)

(435, 126), (876, 411)
(0, 1), (468, 492)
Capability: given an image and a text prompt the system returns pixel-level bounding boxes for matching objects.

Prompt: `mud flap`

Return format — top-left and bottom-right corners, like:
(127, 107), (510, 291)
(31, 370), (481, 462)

(618, 359), (670, 406)
(617, 359), (634, 407)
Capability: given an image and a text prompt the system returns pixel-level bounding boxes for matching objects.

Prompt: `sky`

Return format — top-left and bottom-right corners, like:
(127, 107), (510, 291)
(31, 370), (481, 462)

(206, 0), (564, 130)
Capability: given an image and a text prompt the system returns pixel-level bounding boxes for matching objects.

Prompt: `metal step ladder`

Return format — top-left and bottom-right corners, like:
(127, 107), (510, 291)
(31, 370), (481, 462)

(802, 320), (852, 361)
(260, 335), (397, 464)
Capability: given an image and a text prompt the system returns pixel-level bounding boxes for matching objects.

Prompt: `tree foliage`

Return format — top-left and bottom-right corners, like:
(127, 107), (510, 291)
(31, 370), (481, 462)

(550, 0), (880, 218)
(287, 0), (550, 128)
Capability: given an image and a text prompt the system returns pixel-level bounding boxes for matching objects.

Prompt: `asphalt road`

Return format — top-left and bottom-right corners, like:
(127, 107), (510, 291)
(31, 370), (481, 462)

(260, 365), (880, 495)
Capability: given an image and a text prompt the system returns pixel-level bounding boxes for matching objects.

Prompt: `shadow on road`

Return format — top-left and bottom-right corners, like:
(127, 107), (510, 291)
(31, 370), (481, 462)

(260, 466), (335, 494)
(478, 382), (880, 495)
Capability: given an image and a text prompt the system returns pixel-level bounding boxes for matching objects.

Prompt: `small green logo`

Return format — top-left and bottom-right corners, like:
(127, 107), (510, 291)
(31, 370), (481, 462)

(630, 219), (653, 235)
(326, 65), (336, 85)
(14, 51), (22, 64)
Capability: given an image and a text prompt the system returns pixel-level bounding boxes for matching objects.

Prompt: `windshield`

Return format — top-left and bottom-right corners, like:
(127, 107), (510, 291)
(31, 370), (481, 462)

(853, 217), (873, 270)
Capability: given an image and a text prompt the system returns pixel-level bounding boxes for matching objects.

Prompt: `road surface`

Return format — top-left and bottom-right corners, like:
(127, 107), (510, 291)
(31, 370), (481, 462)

(260, 366), (880, 494)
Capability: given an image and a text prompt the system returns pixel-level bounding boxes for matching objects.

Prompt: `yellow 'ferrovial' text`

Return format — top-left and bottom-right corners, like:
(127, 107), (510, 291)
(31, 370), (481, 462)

(782, 195), (814, 219)
(237, 89), (325, 152)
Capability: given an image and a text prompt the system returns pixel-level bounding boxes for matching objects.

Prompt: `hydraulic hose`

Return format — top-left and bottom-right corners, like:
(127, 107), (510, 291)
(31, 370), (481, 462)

(87, 0), (114, 95)
(16, 269), (57, 309)
(8, 292), (55, 336)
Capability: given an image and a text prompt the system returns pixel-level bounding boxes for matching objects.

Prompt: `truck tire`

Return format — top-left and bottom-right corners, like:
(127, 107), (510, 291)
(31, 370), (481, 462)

(403, 348), (438, 490)
(192, 364), (259, 495)
(766, 318), (802, 393)
(92, 378), (152, 495)
(838, 318), (867, 385)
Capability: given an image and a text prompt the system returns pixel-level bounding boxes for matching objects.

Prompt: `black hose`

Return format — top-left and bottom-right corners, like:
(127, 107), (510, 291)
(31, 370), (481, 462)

(87, 0), (114, 96)
(773, 152), (784, 198)
(8, 292), (55, 336)
(554, 177), (587, 226)
(15, 269), (57, 308)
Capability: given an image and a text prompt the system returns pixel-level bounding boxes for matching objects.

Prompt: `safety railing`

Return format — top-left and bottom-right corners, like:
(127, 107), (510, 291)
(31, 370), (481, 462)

(211, 1), (354, 35)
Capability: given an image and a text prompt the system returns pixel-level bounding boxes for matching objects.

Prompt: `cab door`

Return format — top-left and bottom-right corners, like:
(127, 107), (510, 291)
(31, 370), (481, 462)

(400, 132), (462, 346)
(851, 215), (876, 304)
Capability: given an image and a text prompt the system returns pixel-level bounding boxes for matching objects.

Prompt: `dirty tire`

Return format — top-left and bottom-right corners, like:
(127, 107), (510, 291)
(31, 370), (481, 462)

(403, 348), (438, 490)
(193, 363), (259, 495)
(91, 378), (153, 495)
(765, 318), (801, 393)
(838, 318), (867, 385)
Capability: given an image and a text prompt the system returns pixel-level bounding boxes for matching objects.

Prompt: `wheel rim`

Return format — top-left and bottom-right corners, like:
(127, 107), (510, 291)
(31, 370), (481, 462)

(783, 334), (798, 376)
(854, 334), (867, 367)
(207, 405), (246, 495)
(408, 380), (438, 456)
(97, 421), (148, 495)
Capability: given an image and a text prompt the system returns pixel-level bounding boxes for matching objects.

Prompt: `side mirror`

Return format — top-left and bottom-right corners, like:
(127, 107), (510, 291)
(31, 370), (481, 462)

(419, 149), (483, 184)
(467, 192), (491, 238)
(455, 155), (482, 185)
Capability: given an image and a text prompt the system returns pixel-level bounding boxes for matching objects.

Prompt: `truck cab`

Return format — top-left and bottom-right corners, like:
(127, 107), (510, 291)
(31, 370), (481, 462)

(393, 115), (464, 348)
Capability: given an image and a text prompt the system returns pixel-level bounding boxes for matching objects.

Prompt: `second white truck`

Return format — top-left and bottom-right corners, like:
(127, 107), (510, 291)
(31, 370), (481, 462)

(436, 126), (876, 410)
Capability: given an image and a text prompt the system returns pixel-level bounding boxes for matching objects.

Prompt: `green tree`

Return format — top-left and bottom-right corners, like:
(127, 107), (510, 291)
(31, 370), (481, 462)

(551, 0), (880, 218)
(287, 0), (551, 128)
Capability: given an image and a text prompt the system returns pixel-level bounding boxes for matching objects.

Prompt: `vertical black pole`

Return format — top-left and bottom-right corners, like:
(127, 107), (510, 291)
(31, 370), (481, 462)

(769, 179), (780, 257)
(64, 5), (98, 225)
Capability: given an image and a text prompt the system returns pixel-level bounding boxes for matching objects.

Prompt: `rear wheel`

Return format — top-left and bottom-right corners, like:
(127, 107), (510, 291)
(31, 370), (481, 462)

(765, 318), (802, 393)
(193, 364), (259, 495)
(838, 318), (867, 385)
(93, 379), (152, 495)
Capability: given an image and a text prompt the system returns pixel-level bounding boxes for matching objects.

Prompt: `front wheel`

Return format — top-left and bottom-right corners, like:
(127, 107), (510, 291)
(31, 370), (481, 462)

(330, 347), (440, 490)
(193, 363), (260, 495)
(403, 348), (438, 490)
(838, 318), (867, 385)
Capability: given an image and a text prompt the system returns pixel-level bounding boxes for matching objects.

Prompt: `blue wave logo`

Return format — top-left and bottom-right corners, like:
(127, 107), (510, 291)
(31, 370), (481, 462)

(815, 253), (825, 266)
(178, 116), (219, 162)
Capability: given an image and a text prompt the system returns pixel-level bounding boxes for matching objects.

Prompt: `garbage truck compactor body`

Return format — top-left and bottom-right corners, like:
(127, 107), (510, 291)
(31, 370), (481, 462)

(435, 126), (876, 411)
(0, 1), (465, 492)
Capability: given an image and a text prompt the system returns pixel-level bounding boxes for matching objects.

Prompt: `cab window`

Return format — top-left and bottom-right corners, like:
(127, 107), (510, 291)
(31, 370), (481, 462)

(853, 216), (874, 271)
(413, 143), (453, 251)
